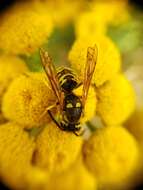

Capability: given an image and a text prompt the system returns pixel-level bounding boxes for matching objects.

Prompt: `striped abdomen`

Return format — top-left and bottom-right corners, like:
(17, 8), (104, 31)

(57, 67), (79, 92)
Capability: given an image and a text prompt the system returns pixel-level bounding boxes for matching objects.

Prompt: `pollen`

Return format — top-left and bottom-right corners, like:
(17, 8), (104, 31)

(68, 35), (121, 87)
(2, 72), (56, 128)
(83, 125), (139, 188)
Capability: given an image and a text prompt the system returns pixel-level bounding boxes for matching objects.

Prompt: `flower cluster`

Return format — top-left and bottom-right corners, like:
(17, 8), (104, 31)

(0, 0), (142, 190)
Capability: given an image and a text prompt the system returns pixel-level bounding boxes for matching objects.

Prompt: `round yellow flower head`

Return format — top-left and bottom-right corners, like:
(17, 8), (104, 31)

(0, 55), (28, 93)
(2, 72), (56, 128)
(48, 156), (97, 190)
(45, 0), (83, 28)
(25, 167), (49, 190)
(0, 1), (54, 55)
(83, 125), (139, 188)
(75, 1), (130, 38)
(0, 55), (28, 123)
(73, 85), (97, 124)
(75, 11), (107, 38)
(97, 74), (135, 125)
(35, 122), (83, 173)
(68, 35), (121, 87)
(91, 1), (130, 26)
(0, 122), (35, 189)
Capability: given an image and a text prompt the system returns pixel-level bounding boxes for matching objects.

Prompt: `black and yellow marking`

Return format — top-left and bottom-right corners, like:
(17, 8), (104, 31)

(57, 67), (79, 92)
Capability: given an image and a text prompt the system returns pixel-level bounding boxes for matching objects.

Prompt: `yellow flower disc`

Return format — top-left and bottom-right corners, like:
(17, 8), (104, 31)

(48, 157), (97, 190)
(91, 1), (130, 26)
(97, 74), (135, 125)
(35, 122), (83, 173)
(83, 126), (139, 187)
(75, 0), (130, 38)
(0, 55), (28, 123)
(0, 122), (35, 189)
(0, 1), (54, 55)
(2, 72), (56, 128)
(73, 85), (97, 123)
(0, 55), (28, 94)
(46, 0), (83, 28)
(68, 35), (121, 87)
(75, 11), (107, 38)
(26, 168), (49, 190)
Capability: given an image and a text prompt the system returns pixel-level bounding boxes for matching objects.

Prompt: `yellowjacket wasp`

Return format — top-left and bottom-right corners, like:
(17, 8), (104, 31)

(40, 45), (98, 136)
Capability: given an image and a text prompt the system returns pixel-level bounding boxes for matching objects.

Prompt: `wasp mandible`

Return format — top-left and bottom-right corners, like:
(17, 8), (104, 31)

(40, 45), (98, 136)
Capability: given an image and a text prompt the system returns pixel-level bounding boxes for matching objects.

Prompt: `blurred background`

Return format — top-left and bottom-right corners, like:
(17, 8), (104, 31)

(0, 0), (143, 189)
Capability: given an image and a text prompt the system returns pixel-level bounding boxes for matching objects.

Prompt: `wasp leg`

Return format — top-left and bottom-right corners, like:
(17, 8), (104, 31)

(48, 110), (62, 129)
(48, 110), (65, 131)
(39, 102), (58, 121)
(74, 126), (85, 136)
(48, 110), (71, 132)
(76, 82), (83, 88)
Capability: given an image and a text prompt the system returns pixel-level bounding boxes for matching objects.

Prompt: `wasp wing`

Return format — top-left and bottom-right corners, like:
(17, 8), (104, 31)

(82, 45), (98, 108)
(40, 48), (63, 108)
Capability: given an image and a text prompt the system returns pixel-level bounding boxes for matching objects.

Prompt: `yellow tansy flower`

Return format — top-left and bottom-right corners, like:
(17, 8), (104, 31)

(35, 122), (83, 173)
(0, 54), (28, 96)
(0, 55), (28, 123)
(0, 1), (54, 55)
(48, 156), (97, 190)
(45, 0), (84, 28)
(25, 168), (49, 190)
(0, 122), (35, 189)
(83, 125), (139, 188)
(97, 74), (135, 125)
(2, 72), (56, 128)
(75, 11), (107, 38)
(75, 1), (130, 38)
(91, 1), (130, 26)
(68, 35), (121, 87)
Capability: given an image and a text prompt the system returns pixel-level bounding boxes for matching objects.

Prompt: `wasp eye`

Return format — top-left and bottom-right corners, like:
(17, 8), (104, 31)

(76, 102), (81, 108)
(66, 103), (73, 108)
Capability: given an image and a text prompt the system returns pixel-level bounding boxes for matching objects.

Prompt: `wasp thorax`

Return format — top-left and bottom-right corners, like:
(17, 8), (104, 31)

(57, 68), (79, 92)
(63, 93), (82, 124)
